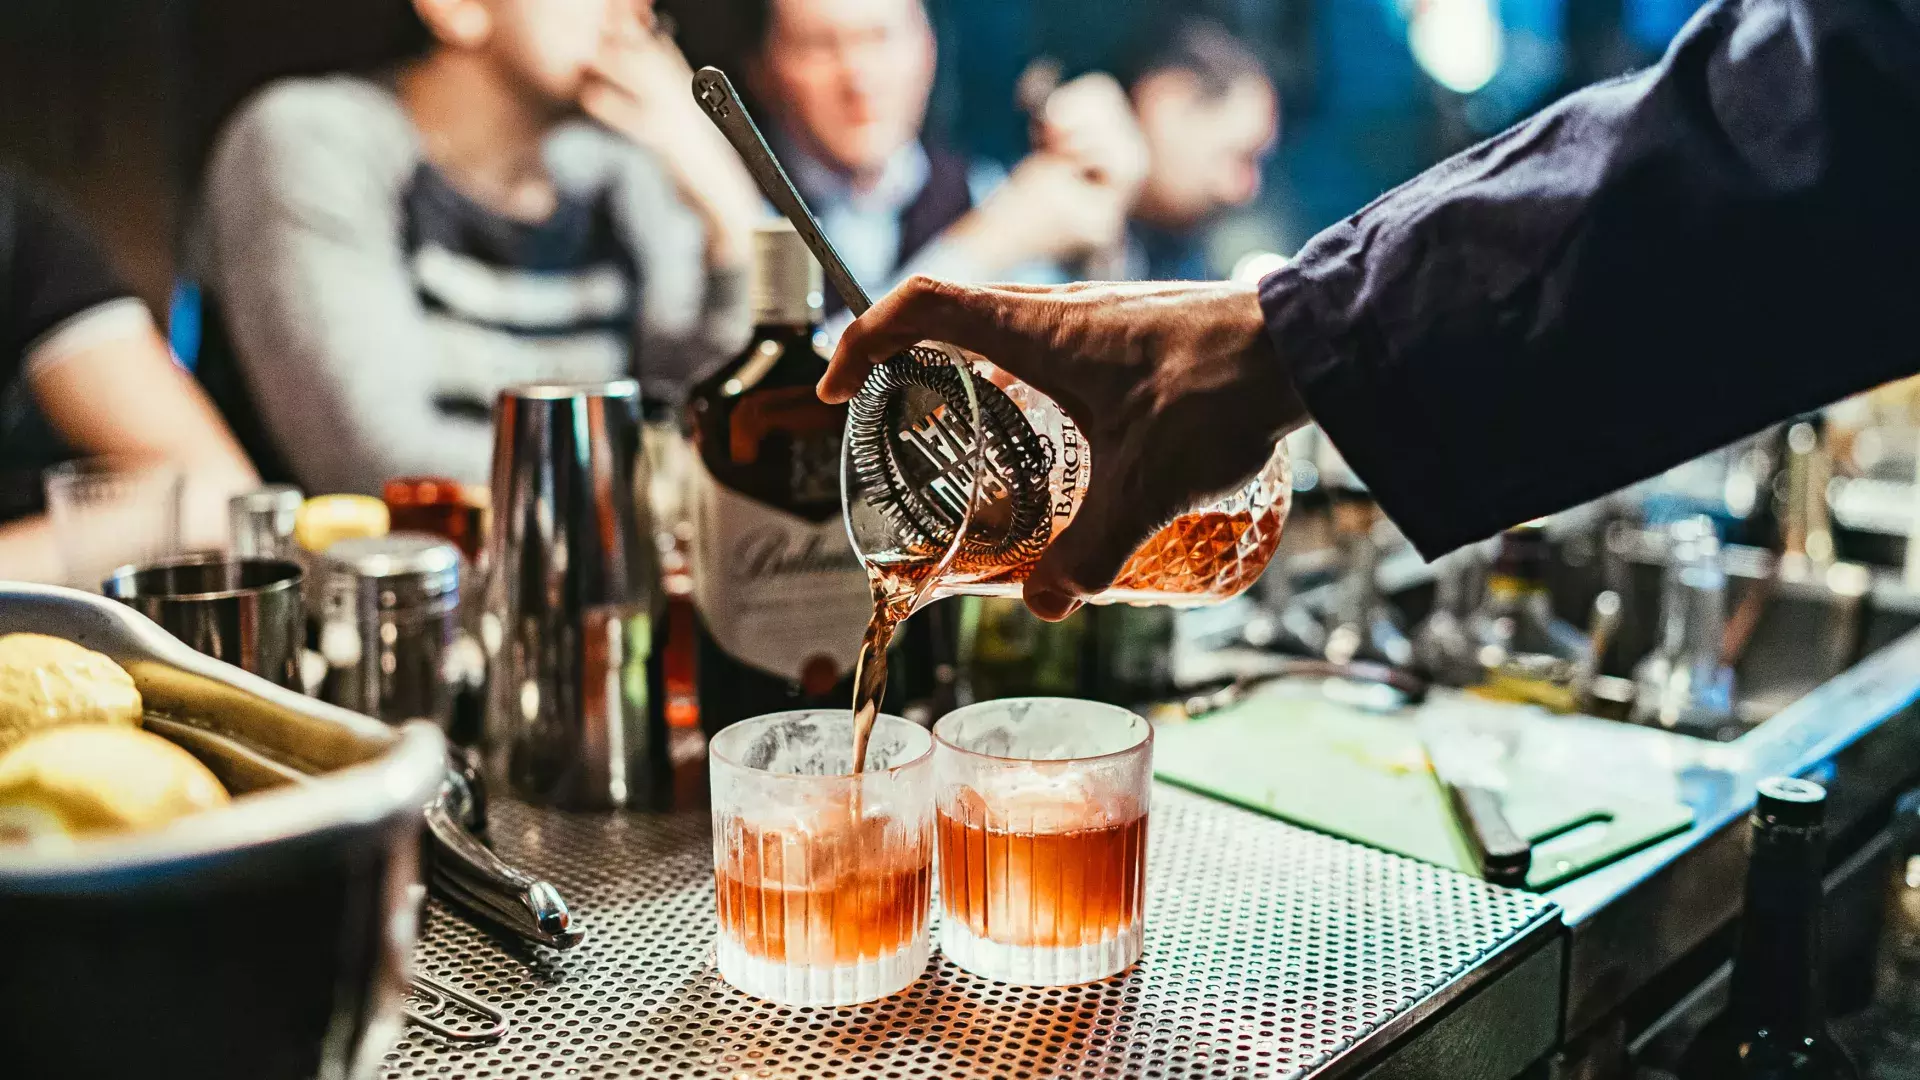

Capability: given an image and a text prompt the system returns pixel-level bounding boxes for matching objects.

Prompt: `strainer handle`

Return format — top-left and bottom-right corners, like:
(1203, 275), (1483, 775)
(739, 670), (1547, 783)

(692, 66), (874, 316)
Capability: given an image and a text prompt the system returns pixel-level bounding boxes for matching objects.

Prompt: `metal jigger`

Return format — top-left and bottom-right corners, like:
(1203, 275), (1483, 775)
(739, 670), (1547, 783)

(483, 379), (667, 810)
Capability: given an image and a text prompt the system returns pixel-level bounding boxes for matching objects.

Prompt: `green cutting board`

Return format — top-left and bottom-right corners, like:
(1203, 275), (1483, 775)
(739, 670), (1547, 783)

(1152, 688), (1694, 890)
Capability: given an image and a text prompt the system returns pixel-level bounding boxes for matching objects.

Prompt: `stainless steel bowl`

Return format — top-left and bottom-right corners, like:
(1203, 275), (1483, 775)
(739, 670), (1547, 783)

(0, 584), (447, 1080)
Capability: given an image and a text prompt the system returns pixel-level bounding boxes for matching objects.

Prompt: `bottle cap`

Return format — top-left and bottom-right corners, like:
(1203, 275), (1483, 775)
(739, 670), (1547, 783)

(1754, 776), (1826, 828)
(751, 221), (823, 326)
(296, 495), (391, 553)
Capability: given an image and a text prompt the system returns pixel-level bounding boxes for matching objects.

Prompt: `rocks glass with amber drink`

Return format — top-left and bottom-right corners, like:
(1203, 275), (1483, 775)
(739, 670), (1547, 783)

(933, 698), (1152, 985)
(709, 709), (934, 1005)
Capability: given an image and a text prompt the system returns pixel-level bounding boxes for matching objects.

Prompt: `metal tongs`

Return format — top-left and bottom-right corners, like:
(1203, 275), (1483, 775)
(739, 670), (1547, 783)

(424, 770), (582, 950)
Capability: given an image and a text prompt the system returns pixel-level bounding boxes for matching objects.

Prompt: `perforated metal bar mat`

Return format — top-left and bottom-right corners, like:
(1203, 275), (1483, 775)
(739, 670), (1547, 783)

(386, 785), (1556, 1079)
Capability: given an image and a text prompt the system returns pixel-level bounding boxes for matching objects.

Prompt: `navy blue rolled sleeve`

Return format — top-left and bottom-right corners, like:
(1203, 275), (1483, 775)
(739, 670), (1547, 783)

(1262, 0), (1920, 557)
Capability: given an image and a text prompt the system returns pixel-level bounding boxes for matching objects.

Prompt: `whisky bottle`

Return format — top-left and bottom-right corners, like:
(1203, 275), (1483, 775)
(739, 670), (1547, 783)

(960, 597), (1087, 702)
(686, 222), (892, 731)
(1862, 790), (1920, 1079)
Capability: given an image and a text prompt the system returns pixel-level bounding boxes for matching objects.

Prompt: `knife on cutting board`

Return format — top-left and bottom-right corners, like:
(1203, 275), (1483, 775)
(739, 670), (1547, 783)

(1418, 722), (1532, 887)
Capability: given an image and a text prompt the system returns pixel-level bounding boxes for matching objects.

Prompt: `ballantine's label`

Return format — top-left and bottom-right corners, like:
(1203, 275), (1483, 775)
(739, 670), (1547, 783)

(687, 462), (870, 684)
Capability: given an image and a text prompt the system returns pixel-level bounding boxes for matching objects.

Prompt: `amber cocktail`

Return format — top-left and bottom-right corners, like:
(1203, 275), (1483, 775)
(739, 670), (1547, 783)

(710, 710), (933, 1005)
(933, 698), (1152, 985)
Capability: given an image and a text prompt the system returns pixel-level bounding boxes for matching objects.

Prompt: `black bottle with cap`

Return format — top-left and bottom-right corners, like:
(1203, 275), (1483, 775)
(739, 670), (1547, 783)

(685, 222), (953, 732)
(1680, 777), (1858, 1078)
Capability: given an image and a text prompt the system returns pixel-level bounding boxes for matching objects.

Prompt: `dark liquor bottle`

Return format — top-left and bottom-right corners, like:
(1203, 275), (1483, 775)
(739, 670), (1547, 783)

(1680, 777), (1859, 1079)
(1082, 605), (1171, 705)
(1860, 790), (1920, 1079)
(686, 222), (891, 732)
(964, 597), (1089, 702)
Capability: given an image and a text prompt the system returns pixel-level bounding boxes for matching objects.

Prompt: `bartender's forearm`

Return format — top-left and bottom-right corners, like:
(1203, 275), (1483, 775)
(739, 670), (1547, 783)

(1267, 0), (1920, 558)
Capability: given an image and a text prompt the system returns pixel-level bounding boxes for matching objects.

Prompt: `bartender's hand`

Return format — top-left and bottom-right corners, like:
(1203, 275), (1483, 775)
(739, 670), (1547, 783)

(581, 3), (761, 267)
(820, 278), (1308, 620)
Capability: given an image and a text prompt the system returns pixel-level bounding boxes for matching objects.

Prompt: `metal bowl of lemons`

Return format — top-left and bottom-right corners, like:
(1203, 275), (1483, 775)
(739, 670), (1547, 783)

(0, 583), (446, 1080)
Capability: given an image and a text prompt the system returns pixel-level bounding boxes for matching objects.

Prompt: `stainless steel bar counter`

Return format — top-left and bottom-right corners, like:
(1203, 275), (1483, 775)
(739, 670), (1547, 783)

(382, 590), (1920, 1080)
(385, 786), (1561, 1079)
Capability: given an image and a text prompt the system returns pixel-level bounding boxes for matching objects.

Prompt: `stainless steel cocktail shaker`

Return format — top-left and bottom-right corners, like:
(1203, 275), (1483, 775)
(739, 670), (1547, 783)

(484, 380), (666, 810)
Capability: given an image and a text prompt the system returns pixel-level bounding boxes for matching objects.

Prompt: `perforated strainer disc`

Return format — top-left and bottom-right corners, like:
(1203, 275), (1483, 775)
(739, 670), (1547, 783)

(844, 345), (1056, 577)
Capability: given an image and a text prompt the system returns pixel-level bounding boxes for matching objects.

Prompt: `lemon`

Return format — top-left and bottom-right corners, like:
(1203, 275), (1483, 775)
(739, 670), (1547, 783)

(0, 633), (142, 755)
(295, 494), (389, 553)
(0, 725), (230, 845)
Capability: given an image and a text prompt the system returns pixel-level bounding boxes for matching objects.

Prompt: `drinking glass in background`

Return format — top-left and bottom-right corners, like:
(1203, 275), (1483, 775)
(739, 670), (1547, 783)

(229, 485), (305, 562)
(709, 710), (934, 1006)
(934, 697), (1152, 985)
(43, 458), (184, 590)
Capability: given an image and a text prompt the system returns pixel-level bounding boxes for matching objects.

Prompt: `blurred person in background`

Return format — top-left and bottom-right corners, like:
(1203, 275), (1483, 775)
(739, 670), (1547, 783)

(0, 167), (257, 583)
(192, 0), (759, 495)
(739, 0), (1147, 325)
(1115, 16), (1279, 281)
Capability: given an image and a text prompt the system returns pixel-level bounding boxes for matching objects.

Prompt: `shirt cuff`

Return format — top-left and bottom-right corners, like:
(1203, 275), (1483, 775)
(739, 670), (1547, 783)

(24, 296), (156, 378)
